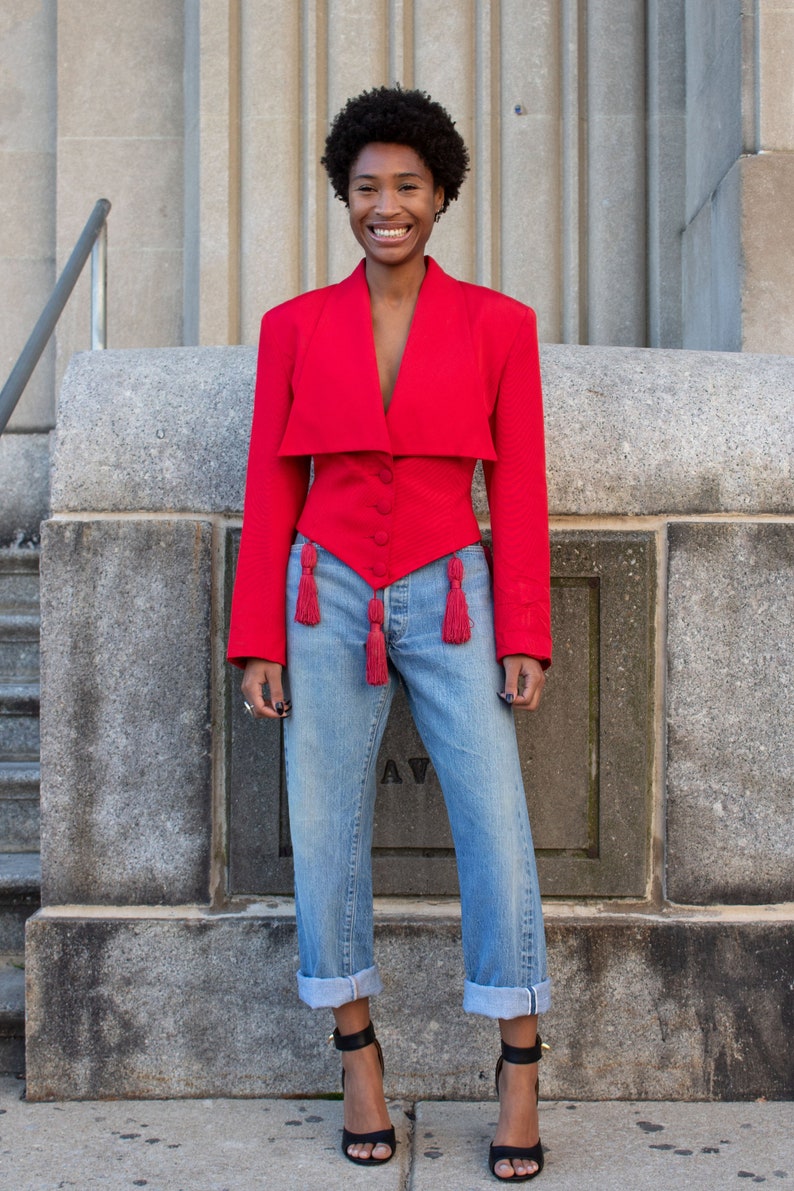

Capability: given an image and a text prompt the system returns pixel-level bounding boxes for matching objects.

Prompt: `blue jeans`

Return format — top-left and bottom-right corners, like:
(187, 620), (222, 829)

(283, 540), (550, 1019)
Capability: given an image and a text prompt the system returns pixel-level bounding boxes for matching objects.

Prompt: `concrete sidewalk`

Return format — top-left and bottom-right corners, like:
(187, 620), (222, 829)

(1, 1077), (791, 1190)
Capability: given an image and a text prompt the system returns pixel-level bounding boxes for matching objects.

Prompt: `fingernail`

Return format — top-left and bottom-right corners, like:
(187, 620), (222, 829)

(505, 693), (514, 704)
(275, 701), (284, 714)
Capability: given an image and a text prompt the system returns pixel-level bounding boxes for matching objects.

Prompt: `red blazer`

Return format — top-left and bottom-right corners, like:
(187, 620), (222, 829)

(228, 257), (551, 669)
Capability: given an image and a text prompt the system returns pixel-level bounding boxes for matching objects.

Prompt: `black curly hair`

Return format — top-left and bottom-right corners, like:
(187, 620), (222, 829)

(321, 85), (470, 215)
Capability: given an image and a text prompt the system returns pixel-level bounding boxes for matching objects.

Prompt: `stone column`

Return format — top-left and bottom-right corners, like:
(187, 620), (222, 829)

(54, 0), (185, 392)
(683, 0), (794, 354)
(0, 0), (55, 540)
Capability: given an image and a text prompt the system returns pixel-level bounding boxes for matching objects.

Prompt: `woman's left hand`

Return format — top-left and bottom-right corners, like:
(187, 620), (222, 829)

(501, 655), (545, 711)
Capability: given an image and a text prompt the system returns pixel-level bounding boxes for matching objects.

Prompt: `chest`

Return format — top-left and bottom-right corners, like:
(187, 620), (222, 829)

(371, 303), (415, 412)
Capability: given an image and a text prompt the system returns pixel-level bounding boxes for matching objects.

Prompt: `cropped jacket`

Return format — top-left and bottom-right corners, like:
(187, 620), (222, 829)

(228, 257), (552, 672)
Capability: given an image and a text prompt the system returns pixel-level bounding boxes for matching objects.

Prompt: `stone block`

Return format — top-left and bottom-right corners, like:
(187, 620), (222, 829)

(55, 135), (183, 258)
(710, 158), (742, 350)
(228, 531), (655, 900)
(682, 196), (714, 350)
(540, 343), (793, 515)
(0, 0), (56, 155)
(50, 348), (254, 515)
(0, 433), (50, 544)
(56, 0), (183, 140)
(759, 7), (794, 149)
(741, 153), (794, 355)
(667, 523), (794, 904)
(39, 519), (213, 905)
(685, 0), (743, 222)
(50, 345), (794, 519)
(24, 905), (794, 1101)
(0, 149), (54, 258)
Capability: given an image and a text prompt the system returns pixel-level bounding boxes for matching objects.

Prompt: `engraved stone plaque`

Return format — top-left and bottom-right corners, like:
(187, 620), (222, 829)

(227, 531), (654, 898)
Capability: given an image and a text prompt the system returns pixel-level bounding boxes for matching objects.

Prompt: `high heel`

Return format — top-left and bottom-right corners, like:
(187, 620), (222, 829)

(332, 1021), (396, 1166)
(488, 1036), (544, 1182)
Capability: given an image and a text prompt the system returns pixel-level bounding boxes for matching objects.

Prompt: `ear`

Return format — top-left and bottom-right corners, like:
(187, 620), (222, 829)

(434, 185), (445, 212)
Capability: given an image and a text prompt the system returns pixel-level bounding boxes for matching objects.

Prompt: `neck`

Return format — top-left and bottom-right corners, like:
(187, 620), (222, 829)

(364, 255), (428, 305)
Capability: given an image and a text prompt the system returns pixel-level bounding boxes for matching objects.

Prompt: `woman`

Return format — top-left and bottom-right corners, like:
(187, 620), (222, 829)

(229, 86), (551, 1182)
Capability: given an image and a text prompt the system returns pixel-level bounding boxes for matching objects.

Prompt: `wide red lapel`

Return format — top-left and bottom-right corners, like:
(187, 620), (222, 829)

(278, 261), (391, 456)
(278, 257), (496, 460)
(387, 259), (496, 460)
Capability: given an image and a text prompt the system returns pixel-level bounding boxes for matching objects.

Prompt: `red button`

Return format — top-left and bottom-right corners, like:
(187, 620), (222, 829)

(373, 562), (387, 577)
(379, 468), (393, 483)
(374, 530), (389, 546)
(376, 499), (392, 515)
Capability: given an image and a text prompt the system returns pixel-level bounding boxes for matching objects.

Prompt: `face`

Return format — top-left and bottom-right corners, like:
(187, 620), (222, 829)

(348, 143), (444, 267)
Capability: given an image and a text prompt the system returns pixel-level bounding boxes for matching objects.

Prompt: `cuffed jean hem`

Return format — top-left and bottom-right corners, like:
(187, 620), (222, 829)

(463, 978), (552, 1019)
(296, 964), (384, 1009)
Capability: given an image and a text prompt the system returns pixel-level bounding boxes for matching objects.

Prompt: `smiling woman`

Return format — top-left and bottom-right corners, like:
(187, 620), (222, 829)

(228, 85), (552, 1183)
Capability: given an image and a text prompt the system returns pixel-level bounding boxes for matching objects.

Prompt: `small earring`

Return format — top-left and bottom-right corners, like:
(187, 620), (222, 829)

(434, 208), (442, 223)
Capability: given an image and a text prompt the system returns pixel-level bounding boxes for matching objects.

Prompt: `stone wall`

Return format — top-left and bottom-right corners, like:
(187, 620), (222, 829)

(24, 343), (794, 1100)
(3, 2), (794, 543)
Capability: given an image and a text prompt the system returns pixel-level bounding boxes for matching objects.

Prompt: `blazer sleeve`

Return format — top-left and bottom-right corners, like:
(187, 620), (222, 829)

(483, 307), (552, 667)
(227, 312), (311, 669)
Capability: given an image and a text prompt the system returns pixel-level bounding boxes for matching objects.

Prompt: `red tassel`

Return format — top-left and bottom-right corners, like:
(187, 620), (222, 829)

(365, 597), (389, 685)
(294, 542), (320, 625)
(442, 554), (471, 644)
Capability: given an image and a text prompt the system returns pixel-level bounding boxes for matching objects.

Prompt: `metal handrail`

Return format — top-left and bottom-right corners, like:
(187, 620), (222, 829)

(0, 198), (111, 435)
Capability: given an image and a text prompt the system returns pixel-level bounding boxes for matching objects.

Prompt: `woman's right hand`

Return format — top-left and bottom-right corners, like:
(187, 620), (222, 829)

(241, 658), (291, 719)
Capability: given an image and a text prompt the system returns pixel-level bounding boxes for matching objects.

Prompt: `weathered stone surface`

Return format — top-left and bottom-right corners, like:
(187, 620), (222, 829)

(0, 788), (40, 851)
(50, 349), (255, 515)
(684, 0), (743, 224)
(741, 152), (794, 355)
(411, 1100), (794, 1190)
(51, 345), (794, 518)
(541, 343), (793, 514)
(667, 523), (794, 903)
(39, 519), (213, 904)
(25, 906), (794, 1101)
(0, 433), (50, 544)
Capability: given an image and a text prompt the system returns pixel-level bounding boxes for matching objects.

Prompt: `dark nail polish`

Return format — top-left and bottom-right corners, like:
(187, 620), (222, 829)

(505, 693), (514, 705)
(275, 701), (284, 714)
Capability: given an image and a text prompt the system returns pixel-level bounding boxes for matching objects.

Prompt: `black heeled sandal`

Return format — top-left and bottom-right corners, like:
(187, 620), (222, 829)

(488, 1035), (545, 1182)
(332, 1021), (396, 1166)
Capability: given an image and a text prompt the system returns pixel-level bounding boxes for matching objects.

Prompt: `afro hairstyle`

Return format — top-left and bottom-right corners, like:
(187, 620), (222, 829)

(321, 85), (469, 215)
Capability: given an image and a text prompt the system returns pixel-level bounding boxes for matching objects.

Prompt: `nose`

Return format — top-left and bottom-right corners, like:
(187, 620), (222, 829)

(375, 188), (400, 217)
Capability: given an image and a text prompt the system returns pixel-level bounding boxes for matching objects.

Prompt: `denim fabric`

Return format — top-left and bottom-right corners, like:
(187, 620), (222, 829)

(283, 540), (550, 1019)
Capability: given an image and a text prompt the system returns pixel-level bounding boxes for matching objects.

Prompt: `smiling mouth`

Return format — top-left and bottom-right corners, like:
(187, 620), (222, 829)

(370, 225), (411, 240)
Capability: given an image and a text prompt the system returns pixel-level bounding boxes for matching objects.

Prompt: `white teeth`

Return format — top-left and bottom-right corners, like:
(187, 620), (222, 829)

(372, 226), (409, 238)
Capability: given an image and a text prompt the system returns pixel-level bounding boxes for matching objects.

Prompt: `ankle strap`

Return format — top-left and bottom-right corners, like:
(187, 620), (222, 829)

(332, 1021), (377, 1052)
(500, 1035), (543, 1065)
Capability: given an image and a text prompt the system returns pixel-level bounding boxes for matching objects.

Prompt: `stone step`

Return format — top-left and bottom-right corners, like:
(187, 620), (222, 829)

(0, 611), (40, 639)
(0, 681), (40, 758)
(0, 762), (41, 852)
(0, 549), (40, 686)
(0, 549), (40, 590)
(0, 680), (40, 716)
(0, 851), (41, 899)
(0, 955), (25, 1076)
(0, 761), (39, 798)
(0, 611), (40, 684)
(0, 852), (41, 952)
